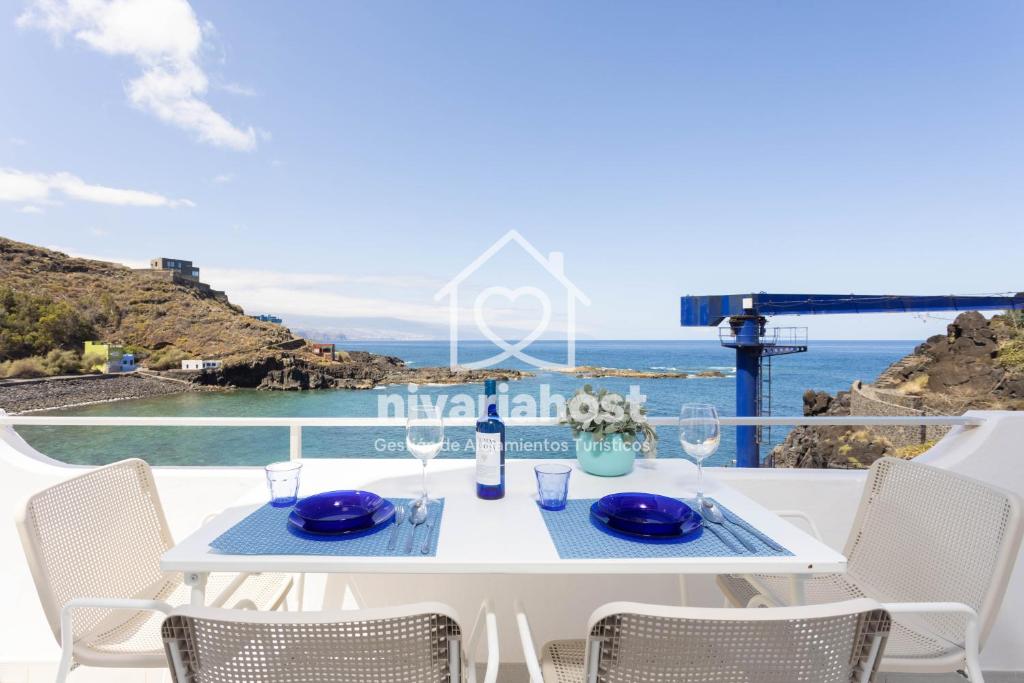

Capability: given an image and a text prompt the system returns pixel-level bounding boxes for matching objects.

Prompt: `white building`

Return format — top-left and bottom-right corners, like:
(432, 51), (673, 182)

(181, 359), (222, 371)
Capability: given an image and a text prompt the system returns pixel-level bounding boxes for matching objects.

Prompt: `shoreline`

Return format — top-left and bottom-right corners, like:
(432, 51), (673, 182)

(0, 373), (199, 415)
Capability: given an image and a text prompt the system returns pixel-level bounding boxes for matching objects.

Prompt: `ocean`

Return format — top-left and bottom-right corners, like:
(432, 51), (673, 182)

(14, 340), (915, 467)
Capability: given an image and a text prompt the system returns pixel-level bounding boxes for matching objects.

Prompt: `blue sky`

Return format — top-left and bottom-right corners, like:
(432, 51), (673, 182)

(1, 1), (1022, 340)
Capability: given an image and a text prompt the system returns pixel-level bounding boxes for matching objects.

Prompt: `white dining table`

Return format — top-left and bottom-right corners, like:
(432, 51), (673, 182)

(161, 457), (846, 607)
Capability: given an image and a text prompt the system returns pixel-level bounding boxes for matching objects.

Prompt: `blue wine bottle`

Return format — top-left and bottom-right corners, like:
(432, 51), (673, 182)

(475, 379), (505, 499)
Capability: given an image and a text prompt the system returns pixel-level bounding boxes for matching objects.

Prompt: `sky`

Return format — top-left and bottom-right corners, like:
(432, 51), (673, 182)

(1, 1), (1022, 341)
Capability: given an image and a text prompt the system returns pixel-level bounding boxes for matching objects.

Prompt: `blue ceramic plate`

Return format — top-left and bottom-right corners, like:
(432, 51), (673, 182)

(292, 490), (387, 533)
(590, 502), (702, 540)
(596, 493), (694, 536)
(288, 499), (395, 536)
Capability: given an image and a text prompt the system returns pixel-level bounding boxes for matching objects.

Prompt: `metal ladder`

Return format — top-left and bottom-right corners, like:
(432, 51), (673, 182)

(757, 353), (773, 466)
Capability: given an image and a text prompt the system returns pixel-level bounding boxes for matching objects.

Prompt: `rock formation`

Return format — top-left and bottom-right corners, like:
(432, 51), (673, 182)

(771, 311), (1024, 468)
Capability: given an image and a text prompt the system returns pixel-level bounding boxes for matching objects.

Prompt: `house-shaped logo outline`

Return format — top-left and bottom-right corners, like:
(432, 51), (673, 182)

(434, 230), (590, 370)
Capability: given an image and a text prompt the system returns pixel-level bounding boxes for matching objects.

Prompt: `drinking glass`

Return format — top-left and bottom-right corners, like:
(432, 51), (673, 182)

(406, 404), (444, 503)
(534, 464), (572, 511)
(265, 461), (302, 507)
(678, 403), (721, 507)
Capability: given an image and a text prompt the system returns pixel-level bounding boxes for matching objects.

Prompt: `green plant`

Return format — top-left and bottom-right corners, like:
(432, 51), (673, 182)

(80, 351), (106, 373)
(0, 356), (47, 378)
(0, 287), (95, 361)
(561, 384), (658, 455)
(42, 349), (82, 375)
(146, 346), (189, 370)
(997, 338), (1024, 371)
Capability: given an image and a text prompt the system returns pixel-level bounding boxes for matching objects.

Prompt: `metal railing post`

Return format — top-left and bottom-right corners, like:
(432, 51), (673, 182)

(289, 424), (302, 460)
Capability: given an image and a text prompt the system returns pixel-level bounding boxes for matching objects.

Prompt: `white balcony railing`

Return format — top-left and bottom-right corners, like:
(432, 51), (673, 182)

(0, 414), (985, 461)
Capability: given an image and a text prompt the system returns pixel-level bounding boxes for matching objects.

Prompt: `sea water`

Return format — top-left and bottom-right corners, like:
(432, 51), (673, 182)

(14, 340), (914, 467)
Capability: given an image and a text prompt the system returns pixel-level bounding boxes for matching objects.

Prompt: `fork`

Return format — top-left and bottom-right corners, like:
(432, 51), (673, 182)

(387, 504), (408, 551)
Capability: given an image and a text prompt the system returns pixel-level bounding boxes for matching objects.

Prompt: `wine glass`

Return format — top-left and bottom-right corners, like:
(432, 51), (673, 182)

(678, 403), (721, 510)
(406, 404), (444, 503)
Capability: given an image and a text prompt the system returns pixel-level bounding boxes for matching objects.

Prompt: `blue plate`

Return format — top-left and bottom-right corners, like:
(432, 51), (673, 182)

(596, 493), (695, 536)
(289, 499), (395, 536)
(292, 490), (387, 534)
(590, 502), (702, 540)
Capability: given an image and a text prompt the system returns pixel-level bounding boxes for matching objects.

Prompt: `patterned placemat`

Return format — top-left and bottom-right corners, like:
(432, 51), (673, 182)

(539, 499), (791, 560)
(210, 498), (444, 557)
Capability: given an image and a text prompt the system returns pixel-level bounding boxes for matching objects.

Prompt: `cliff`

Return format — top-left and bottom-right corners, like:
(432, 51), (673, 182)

(772, 310), (1024, 468)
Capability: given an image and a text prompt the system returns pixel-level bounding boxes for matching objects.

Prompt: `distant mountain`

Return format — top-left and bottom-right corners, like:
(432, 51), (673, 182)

(286, 315), (452, 342)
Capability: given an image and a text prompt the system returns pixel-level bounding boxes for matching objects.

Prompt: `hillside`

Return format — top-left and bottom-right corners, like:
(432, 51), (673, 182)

(0, 237), (530, 395)
(772, 310), (1024, 468)
(0, 237), (294, 359)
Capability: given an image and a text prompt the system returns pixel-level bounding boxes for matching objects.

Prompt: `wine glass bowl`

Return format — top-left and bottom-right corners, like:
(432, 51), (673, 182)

(406, 404), (444, 503)
(678, 403), (721, 508)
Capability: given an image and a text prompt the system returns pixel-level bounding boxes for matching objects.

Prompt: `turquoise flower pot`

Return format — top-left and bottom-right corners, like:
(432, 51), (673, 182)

(575, 432), (635, 477)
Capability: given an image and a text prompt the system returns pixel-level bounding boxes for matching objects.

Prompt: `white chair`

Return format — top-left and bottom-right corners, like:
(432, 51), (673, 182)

(717, 456), (1023, 682)
(15, 458), (294, 682)
(161, 600), (499, 682)
(515, 597), (891, 683)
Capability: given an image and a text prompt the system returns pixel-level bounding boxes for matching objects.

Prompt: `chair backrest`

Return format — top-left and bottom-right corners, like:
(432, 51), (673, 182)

(845, 456), (1023, 645)
(15, 458), (174, 643)
(161, 603), (463, 683)
(583, 599), (891, 683)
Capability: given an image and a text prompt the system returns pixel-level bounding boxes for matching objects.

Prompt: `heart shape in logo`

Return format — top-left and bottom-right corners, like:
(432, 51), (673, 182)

(464, 286), (552, 369)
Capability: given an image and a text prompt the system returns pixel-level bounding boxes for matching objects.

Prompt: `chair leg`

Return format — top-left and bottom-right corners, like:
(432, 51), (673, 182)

(55, 645), (74, 683)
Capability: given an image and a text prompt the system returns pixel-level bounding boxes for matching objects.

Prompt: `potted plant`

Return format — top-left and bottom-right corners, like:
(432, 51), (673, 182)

(561, 385), (657, 476)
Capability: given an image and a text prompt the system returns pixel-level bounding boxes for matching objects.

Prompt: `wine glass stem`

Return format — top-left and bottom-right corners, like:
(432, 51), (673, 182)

(421, 461), (428, 502)
(697, 460), (704, 503)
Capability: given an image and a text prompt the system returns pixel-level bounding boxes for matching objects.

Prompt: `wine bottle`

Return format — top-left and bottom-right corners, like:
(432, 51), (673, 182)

(475, 379), (505, 499)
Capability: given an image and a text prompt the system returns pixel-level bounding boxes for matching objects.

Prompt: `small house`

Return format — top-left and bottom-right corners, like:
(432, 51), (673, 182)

(83, 341), (134, 373)
(181, 360), (223, 371)
(309, 343), (336, 361)
(151, 257), (200, 282)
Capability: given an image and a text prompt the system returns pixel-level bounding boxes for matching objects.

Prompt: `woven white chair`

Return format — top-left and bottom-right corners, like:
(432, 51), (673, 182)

(15, 458), (293, 682)
(717, 456), (1023, 683)
(161, 600), (499, 682)
(515, 597), (891, 683)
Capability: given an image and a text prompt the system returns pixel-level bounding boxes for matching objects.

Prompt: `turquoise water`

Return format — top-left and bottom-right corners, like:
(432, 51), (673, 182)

(15, 340), (915, 467)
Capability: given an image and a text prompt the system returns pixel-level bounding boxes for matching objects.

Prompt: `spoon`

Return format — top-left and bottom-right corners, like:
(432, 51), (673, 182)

(404, 498), (428, 554)
(387, 504), (408, 551)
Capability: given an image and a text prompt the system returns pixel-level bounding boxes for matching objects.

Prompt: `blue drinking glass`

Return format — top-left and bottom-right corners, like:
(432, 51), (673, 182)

(265, 461), (302, 507)
(535, 464), (571, 511)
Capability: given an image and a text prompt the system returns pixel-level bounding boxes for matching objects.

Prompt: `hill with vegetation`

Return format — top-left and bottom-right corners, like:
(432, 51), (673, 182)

(0, 237), (294, 376)
(0, 237), (530, 392)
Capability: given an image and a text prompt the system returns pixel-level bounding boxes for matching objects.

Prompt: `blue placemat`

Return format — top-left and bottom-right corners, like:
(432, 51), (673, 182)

(210, 498), (444, 557)
(540, 499), (791, 559)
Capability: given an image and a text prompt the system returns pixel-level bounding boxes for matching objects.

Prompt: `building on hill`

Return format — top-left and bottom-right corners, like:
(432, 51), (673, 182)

(83, 341), (136, 373)
(181, 359), (223, 371)
(151, 257), (200, 282)
(309, 342), (336, 360)
(250, 314), (283, 324)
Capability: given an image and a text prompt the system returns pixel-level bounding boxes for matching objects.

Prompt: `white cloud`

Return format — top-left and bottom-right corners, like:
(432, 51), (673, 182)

(90, 227), (110, 237)
(17, 0), (259, 151)
(212, 173), (233, 184)
(9, 137), (28, 146)
(220, 82), (257, 97)
(0, 168), (194, 208)
(18, 205), (44, 214)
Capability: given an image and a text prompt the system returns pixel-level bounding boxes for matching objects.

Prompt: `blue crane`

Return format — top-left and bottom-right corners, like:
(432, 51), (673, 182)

(680, 293), (1024, 468)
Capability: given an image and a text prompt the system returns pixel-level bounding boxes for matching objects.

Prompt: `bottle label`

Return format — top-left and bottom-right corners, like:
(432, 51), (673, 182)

(475, 432), (502, 486)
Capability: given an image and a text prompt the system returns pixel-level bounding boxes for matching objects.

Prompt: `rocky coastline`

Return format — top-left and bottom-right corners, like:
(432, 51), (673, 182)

(0, 373), (200, 414)
(771, 311), (1024, 469)
(552, 366), (727, 379)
